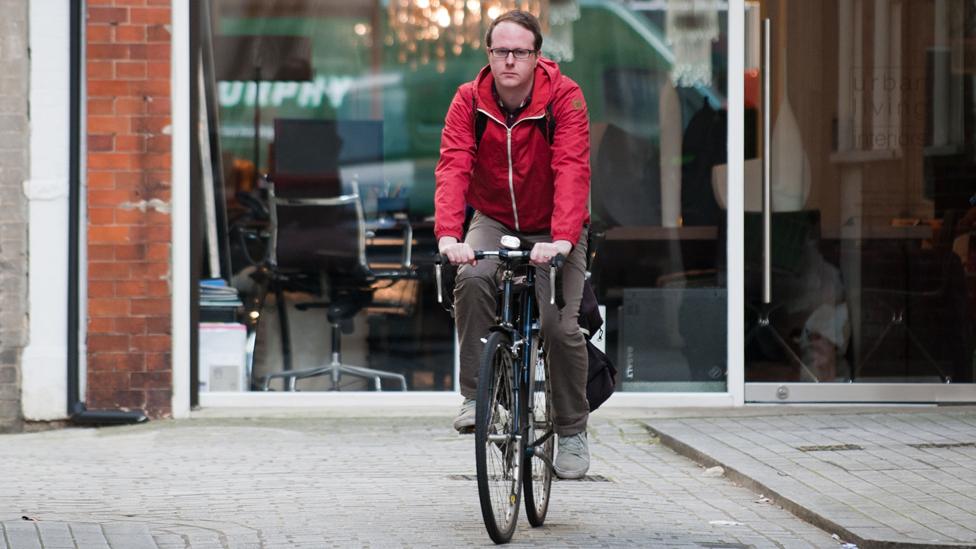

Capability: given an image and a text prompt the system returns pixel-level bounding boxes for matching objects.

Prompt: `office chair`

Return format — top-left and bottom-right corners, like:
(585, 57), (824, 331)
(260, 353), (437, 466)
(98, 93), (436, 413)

(741, 210), (825, 382)
(260, 180), (414, 391)
(854, 210), (966, 382)
(251, 118), (414, 391)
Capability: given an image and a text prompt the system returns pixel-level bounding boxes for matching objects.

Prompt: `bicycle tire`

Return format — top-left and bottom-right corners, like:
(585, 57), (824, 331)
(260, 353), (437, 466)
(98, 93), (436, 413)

(475, 331), (523, 544)
(522, 335), (554, 526)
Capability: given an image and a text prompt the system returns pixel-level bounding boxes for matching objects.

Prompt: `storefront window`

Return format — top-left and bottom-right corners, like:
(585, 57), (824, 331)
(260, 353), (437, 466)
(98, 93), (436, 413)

(744, 0), (976, 390)
(196, 0), (729, 393)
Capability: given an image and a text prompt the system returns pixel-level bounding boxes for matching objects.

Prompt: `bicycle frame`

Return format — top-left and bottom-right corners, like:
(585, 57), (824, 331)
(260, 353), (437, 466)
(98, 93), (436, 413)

(496, 258), (535, 446)
(510, 265), (557, 469)
(435, 249), (561, 452)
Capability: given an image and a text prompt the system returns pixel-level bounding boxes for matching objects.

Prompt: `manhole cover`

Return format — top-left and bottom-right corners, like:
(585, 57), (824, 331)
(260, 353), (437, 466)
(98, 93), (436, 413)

(796, 444), (863, 452)
(909, 442), (976, 449)
(448, 474), (612, 482)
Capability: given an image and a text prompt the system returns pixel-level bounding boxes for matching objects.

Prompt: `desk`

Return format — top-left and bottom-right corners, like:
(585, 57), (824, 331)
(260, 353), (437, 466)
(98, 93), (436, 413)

(604, 226), (718, 241)
(836, 224), (933, 242)
(363, 221), (455, 390)
(593, 226), (721, 303)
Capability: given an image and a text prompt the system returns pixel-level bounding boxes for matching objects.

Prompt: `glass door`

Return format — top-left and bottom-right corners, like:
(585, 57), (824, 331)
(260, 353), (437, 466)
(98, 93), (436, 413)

(587, 1), (731, 397)
(742, 0), (976, 402)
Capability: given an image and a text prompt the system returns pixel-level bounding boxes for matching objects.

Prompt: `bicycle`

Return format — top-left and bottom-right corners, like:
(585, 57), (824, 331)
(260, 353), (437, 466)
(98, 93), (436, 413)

(436, 235), (565, 544)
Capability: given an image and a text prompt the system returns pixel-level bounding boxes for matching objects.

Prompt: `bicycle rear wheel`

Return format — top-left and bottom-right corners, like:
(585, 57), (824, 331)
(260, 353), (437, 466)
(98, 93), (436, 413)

(475, 331), (522, 544)
(523, 337), (554, 526)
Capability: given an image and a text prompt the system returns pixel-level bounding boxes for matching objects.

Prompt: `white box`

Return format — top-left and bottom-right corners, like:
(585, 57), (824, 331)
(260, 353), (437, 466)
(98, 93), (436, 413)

(199, 323), (248, 392)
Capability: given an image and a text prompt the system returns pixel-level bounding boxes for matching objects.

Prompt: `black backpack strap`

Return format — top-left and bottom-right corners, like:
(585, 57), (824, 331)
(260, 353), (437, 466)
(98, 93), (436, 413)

(532, 101), (556, 145)
(470, 86), (488, 150)
(545, 101), (556, 145)
(474, 112), (488, 150)
(584, 224), (592, 271)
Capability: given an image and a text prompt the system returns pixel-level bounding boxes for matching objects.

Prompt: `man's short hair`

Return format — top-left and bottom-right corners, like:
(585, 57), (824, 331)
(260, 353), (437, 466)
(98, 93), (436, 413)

(485, 10), (543, 52)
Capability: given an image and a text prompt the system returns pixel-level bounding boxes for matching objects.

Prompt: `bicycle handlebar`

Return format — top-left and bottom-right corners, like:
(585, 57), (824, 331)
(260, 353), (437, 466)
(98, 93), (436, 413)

(434, 251), (566, 308)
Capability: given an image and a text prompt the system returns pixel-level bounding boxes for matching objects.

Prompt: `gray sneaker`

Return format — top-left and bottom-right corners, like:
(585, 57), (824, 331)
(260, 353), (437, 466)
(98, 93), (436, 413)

(554, 431), (590, 479)
(453, 398), (476, 432)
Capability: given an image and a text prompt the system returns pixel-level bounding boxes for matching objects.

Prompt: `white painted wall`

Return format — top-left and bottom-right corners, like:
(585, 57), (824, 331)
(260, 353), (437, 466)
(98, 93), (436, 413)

(21, 0), (70, 420)
(172, 0), (191, 418)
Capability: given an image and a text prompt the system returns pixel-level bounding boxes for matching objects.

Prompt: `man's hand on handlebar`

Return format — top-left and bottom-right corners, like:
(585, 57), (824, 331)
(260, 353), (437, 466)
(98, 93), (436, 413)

(433, 237), (569, 308)
(438, 236), (477, 265)
(530, 240), (572, 267)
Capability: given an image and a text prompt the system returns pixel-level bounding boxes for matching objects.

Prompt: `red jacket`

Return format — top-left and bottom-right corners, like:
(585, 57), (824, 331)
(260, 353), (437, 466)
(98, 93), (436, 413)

(434, 57), (591, 245)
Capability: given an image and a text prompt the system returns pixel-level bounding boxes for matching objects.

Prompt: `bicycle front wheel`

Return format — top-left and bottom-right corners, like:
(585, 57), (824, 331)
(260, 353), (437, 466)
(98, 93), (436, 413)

(475, 331), (523, 544)
(523, 337), (553, 526)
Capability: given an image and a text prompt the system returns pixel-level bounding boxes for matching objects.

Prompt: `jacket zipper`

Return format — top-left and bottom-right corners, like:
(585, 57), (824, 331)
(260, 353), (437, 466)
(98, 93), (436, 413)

(477, 108), (545, 232)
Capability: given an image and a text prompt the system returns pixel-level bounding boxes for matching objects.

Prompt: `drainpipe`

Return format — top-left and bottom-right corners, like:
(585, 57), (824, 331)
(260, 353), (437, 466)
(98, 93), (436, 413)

(67, 0), (147, 426)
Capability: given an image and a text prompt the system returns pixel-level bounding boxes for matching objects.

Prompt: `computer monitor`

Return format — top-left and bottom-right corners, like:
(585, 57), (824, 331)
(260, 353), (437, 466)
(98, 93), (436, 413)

(272, 118), (383, 178)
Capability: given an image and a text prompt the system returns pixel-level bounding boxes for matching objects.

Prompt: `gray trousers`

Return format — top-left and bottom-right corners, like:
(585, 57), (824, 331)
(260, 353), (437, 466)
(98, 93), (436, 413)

(455, 212), (589, 436)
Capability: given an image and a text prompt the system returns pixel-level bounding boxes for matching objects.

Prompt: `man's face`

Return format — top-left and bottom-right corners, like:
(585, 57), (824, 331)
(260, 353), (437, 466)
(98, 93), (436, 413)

(487, 21), (538, 93)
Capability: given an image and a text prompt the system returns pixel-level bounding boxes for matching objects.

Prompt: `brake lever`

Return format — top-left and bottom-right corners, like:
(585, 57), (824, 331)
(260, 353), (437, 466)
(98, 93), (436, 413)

(434, 254), (445, 304)
(549, 254), (566, 306)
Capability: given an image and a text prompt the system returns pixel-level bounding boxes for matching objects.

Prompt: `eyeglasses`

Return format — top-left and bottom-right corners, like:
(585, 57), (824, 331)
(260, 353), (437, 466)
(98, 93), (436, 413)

(489, 48), (536, 60)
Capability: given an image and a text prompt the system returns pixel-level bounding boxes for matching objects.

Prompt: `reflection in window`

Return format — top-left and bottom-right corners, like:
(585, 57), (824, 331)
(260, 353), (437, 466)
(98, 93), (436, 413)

(194, 0), (730, 394)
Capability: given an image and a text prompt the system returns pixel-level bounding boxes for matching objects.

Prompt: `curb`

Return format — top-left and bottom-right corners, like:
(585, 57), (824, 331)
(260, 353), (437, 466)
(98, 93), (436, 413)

(643, 423), (975, 549)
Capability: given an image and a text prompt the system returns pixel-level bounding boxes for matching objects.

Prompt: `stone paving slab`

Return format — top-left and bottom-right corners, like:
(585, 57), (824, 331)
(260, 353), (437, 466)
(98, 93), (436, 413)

(1, 521), (168, 549)
(646, 408), (976, 549)
(0, 415), (846, 548)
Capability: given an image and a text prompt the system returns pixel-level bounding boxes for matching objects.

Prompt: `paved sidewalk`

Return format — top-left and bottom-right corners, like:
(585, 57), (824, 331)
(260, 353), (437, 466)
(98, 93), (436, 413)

(0, 413), (843, 548)
(645, 407), (976, 549)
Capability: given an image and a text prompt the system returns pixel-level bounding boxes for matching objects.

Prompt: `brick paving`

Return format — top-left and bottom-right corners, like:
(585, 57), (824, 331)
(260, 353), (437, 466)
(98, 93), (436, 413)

(0, 414), (843, 548)
(646, 407), (976, 549)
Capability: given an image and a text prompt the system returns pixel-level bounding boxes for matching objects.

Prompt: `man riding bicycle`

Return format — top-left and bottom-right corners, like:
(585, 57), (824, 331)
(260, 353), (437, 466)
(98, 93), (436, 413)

(434, 9), (592, 479)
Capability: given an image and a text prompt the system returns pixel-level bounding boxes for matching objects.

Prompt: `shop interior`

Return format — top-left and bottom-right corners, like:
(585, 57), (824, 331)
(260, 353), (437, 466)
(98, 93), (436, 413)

(190, 0), (976, 399)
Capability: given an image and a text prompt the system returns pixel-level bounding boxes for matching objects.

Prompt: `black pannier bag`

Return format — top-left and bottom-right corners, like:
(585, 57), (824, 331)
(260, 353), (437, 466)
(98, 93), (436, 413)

(579, 278), (616, 411)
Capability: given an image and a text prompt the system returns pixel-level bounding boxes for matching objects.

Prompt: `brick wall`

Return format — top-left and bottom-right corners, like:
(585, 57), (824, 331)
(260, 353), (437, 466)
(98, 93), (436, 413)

(0, 0), (29, 432)
(86, 0), (173, 417)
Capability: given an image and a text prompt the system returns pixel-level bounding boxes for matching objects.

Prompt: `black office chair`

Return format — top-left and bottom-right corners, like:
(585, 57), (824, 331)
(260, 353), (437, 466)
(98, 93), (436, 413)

(741, 210), (826, 382)
(249, 118), (414, 391)
(260, 180), (414, 391)
(854, 210), (968, 382)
